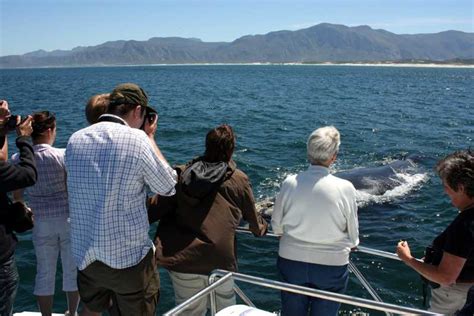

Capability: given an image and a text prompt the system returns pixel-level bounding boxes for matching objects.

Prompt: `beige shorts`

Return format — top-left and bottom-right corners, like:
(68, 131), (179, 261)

(429, 283), (473, 315)
(169, 270), (236, 316)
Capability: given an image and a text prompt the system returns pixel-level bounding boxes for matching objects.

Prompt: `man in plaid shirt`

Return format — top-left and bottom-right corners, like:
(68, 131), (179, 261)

(65, 83), (177, 316)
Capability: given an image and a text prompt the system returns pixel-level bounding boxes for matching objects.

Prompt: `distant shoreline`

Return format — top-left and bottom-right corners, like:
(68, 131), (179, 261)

(1, 62), (473, 70)
(299, 62), (474, 68)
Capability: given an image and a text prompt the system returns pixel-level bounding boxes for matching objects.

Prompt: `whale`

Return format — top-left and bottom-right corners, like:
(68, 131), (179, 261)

(255, 158), (420, 220)
(334, 158), (418, 195)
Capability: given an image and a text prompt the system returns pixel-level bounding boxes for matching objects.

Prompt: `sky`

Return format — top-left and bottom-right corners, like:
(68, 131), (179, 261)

(1, 0), (473, 56)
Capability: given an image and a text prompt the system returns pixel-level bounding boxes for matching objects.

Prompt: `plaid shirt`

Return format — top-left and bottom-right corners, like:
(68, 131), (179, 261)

(65, 115), (177, 270)
(12, 144), (69, 220)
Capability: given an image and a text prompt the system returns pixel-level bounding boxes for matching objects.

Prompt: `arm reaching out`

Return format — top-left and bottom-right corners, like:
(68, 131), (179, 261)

(396, 241), (466, 286)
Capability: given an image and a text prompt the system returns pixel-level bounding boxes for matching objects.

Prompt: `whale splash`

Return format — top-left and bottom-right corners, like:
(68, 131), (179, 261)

(256, 158), (428, 219)
(334, 157), (428, 206)
(353, 171), (428, 208)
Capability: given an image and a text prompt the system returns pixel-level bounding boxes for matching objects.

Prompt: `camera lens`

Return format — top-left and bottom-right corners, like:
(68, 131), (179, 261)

(148, 113), (157, 123)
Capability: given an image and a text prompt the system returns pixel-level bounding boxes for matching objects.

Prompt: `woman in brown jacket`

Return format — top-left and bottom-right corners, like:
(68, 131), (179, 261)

(148, 124), (267, 315)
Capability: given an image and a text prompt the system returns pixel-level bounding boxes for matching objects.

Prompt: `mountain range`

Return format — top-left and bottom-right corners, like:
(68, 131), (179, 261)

(1, 23), (473, 68)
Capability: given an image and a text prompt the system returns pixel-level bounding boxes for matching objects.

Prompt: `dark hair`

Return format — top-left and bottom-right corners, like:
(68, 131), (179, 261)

(204, 124), (235, 163)
(436, 149), (474, 198)
(32, 111), (56, 139)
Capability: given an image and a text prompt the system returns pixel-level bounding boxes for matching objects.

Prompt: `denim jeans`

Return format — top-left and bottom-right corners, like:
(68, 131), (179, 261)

(0, 253), (19, 316)
(277, 256), (349, 316)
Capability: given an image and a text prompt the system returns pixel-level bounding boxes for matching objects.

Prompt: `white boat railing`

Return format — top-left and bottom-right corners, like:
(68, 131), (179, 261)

(348, 260), (388, 315)
(164, 272), (234, 315)
(354, 245), (401, 261)
(235, 227), (402, 261)
(164, 270), (440, 315)
(163, 228), (441, 315)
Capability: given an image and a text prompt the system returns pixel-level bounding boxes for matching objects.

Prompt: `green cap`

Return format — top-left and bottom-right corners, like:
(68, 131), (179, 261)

(109, 83), (157, 114)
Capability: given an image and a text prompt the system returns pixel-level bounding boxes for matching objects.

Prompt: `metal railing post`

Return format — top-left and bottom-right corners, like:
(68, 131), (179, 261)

(208, 273), (219, 316)
(207, 270), (440, 315)
(233, 283), (256, 307)
(165, 229), (441, 315)
(163, 272), (233, 316)
(348, 261), (391, 316)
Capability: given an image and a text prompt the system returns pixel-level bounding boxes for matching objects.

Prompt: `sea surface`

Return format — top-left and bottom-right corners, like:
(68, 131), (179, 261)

(0, 65), (473, 315)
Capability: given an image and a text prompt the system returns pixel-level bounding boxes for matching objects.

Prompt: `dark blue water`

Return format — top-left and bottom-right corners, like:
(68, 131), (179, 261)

(1, 65), (473, 315)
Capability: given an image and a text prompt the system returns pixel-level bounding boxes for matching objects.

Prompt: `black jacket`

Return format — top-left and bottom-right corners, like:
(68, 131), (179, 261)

(0, 136), (37, 263)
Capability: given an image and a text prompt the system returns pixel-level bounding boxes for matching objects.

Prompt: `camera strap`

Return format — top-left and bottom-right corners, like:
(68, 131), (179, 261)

(97, 115), (126, 125)
(422, 281), (428, 307)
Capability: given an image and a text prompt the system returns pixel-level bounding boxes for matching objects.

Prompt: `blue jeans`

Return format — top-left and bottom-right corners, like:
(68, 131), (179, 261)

(277, 256), (349, 316)
(0, 254), (19, 316)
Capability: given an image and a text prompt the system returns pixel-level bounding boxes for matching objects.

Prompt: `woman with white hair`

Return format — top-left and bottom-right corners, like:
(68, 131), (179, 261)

(271, 126), (359, 316)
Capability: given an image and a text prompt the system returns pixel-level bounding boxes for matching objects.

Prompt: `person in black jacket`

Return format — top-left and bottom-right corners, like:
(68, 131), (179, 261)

(0, 100), (37, 316)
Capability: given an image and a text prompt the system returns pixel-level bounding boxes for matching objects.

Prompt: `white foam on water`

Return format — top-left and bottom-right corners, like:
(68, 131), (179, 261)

(356, 172), (428, 207)
(256, 169), (428, 215)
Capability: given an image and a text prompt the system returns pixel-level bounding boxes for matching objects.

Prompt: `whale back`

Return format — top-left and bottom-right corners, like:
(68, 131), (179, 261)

(334, 159), (417, 194)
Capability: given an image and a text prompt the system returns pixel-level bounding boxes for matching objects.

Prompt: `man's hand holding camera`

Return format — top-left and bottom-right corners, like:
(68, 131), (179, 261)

(16, 116), (34, 137)
(0, 100), (33, 137)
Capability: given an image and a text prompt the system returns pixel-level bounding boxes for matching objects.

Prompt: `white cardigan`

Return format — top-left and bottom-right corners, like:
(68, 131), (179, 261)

(271, 165), (359, 266)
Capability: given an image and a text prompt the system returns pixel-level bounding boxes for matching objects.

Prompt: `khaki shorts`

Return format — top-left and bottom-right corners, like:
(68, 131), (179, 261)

(78, 249), (160, 316)
(169, 270), (236, 315)
(429, 283), (473, 315)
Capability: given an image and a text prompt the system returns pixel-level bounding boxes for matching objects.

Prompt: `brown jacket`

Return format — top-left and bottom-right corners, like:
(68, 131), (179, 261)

(148, 158), (267, 275)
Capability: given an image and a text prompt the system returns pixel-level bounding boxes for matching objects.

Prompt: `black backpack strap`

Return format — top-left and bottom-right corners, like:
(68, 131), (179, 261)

(422, 282), (428, 308)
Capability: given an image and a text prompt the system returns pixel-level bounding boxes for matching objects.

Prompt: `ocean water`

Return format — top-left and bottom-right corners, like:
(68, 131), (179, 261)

(0, 65), (473, 315)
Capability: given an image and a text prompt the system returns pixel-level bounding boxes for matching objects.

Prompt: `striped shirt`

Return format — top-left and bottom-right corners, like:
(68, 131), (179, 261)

(12, 144), (68, 220)
(65, 115), (177, 270)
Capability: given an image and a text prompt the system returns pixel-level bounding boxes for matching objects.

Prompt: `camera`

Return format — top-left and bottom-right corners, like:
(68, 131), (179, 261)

(424, 245), (442, 265)
(140, 112), (158, 130)
(2, 115), (27, 132)
(146, 113), (157, 124)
